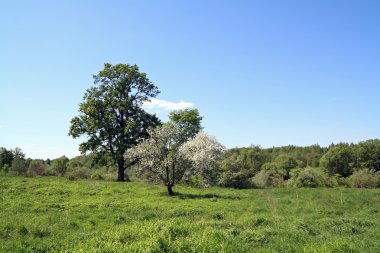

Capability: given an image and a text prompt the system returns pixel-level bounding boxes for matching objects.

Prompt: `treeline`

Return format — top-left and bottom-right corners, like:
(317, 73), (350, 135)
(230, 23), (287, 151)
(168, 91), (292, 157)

(2, 139), (380, 189)
(0, 149), (117, 180)
(218, 139), (380, 189)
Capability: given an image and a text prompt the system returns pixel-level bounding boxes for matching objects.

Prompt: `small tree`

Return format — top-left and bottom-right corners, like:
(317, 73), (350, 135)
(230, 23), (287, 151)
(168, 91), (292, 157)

(11, 147), (27, 175)
(320, 144), (354, 177)
(0, 147), (14, 171)
(51, 156), (69, 176)
(27, 160), (46, 177)
(180, 131), (225, 187)
(125, 123), (187, 195)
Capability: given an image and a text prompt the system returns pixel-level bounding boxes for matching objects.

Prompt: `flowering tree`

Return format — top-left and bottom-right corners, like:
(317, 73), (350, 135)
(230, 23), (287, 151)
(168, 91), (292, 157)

(125, 123), (188, 195)
(180, 131), (226, 187)
(125, 123), (225, 194)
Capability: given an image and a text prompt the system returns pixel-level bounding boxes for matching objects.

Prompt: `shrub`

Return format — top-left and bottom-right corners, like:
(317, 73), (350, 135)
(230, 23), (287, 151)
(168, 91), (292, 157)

(42, 165), (58, 176)
(27, 160), (46, 177)
(103, 173), (117, 181)
(2, 164), (10, 175)
(91, 172), (104, 180)
(333, 174), (350, 187)
(349, 169), (380, 188)
(294, 167), (334, 187)
(251, 169), (286, 188)
(218, 171), (252, 189)
(184, 174), (204, 188)
(11, 158), (27, 175)
(65, 167), (91, 180)
(51, 156), (69, 176)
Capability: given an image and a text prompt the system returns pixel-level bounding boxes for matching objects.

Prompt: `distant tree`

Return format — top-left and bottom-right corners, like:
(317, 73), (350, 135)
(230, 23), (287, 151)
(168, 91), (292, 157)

(27, 160), (46, 177)
(0, 147), (14, 171)
(125, 123), (188, 195)
(11, 147), (27, 175)
(320, 144), (354, 177)
(273, 154), (298, 179)
(169, 109), (203, 143)
(180, 131), (225, 186)
(355, 139), (380, 171)
(51, 156), (69, 176)
(275, 154), (297, 170)
(69, 63), (160, 182)
(218, 146), (268, 188)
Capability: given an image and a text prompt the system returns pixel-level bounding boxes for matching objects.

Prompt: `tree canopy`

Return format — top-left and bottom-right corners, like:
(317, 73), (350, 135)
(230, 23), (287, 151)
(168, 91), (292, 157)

(180, 131), (225, 186)
(69, 63), (160, 181)
(168, 109), (203, 144)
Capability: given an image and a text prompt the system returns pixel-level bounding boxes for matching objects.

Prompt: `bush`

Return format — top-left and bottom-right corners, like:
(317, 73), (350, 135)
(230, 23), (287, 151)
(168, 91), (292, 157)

(184, 174), (204, 188)
(65, 167), (91, 180)
(103, 173), (117, 181)
(11, 158), (27, 175)
(27, 160), (46, 177)
(42, 165), (58, 176)
(2, 164), (10, 175)
(333, 174), (350, 187)
(349, 169), (380, 188)
(51, 156), (69, 176)
(218, 171), (252, 189)
(294, 167), (335, 187)
(91, 172), (104, 180)
(251, 169), (286, 188)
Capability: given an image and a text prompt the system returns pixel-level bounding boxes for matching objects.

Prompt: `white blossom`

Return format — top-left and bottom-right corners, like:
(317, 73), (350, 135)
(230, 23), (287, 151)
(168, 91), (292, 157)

(179, 131), (226, 186)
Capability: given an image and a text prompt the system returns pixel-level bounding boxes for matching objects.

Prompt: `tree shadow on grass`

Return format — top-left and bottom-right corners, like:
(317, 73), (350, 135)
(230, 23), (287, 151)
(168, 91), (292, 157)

(172, 192), (241, 200)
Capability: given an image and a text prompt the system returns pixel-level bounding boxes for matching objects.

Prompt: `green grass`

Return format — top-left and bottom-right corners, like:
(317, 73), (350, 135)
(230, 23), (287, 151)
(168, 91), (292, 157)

(1, 176), (380, 252)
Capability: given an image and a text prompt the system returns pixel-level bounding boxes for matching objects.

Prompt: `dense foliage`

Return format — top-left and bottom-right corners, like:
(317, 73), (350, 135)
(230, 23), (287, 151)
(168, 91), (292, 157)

(218, 139), (380, 188)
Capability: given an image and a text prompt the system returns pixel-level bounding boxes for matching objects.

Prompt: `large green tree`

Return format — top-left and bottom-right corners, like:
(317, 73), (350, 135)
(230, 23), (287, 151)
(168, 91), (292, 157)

(69, 63), (160, 181)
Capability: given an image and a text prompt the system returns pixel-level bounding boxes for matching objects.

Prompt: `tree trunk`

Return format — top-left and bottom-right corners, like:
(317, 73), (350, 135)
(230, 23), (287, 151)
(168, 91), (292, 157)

(117, 165), (125, 182)
(167, 184), (174, 196)
(117, 159), (129, 182)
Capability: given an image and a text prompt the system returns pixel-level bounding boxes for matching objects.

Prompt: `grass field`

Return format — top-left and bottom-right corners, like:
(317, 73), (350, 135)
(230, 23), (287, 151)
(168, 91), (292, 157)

(1, 176), (380, 252)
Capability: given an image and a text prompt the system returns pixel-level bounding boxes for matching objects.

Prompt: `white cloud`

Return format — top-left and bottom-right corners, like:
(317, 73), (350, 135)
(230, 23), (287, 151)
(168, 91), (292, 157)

(143, 98), (194, 111)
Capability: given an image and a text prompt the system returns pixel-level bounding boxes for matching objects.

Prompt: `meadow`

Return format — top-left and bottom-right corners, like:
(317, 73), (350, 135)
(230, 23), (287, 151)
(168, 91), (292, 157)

(1, 176), (380, 252)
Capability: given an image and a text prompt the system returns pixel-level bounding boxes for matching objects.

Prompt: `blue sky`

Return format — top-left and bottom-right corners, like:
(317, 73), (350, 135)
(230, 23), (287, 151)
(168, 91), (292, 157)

(1, 0), (380, 159)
